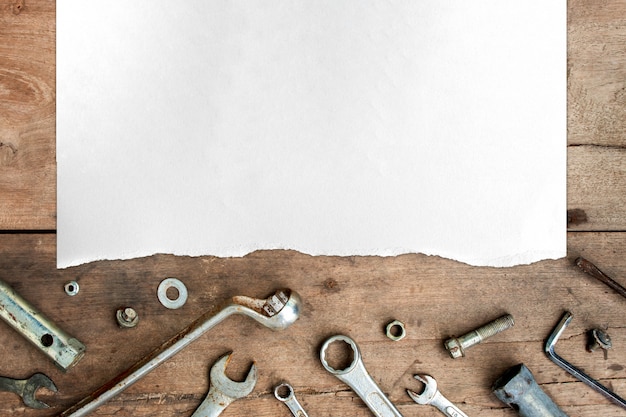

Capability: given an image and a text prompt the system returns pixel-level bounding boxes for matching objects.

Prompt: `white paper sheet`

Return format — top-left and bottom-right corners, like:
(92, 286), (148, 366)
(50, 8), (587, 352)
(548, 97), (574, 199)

(57, 1), (566, 268)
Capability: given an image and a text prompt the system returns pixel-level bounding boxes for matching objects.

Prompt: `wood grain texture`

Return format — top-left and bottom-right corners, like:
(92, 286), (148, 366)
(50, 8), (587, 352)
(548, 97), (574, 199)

(568, 0), (626, 148)
(568, 146), (626, 231)
(1, 1), (626, 417)
(0, 234), (625, 416)
(0, 0), (56, 230)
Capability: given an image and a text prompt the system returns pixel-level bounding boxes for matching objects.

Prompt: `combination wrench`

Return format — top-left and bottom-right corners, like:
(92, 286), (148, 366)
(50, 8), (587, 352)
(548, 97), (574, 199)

(58, 289), (301, 417)
(320, 334), (403, 417)
(191, 352), (257, 417)
(407, 374), (469, 417)
(274, 382), (309, 417)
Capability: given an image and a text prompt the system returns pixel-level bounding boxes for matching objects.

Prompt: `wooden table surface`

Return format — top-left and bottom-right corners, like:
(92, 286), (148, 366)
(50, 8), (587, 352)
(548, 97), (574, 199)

(2, 1), (626, 416)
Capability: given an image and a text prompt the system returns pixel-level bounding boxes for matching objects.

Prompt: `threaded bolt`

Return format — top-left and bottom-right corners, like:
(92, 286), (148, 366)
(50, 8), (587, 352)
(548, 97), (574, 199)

(445, 314), (514, 358)
(116, 307), (139, 328)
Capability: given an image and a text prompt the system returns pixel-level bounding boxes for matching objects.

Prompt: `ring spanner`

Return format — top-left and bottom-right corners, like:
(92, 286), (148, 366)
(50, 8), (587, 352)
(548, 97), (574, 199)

(545, 311), (626, 410)
(58, 289), (301, 417)
(320, 334), (403, 417)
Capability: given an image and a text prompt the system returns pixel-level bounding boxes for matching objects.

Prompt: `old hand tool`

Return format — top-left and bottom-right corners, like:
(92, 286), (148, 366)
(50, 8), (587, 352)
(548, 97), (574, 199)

(58, 289), (301, 417)
(407, 374), (469, 417)
(492, 364), (568, 417)
(545, 311), (626, 409)
(191, 352), (257, 417)
(0, 373), (58, 409)
(274, 382), (309, 417)
(0, 279), (85, 371)
(320, 334), (403, 417)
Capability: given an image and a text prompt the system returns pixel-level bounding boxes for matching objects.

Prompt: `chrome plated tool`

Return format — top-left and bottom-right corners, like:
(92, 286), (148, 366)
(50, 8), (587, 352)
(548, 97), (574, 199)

(274, 382), (309, 417)
(407, 374), (469, 417)
(191, 352), (257, 417)
(545, 311), (626, 410)
(320, 334), (402, 417)
(59, 289), (301, 417)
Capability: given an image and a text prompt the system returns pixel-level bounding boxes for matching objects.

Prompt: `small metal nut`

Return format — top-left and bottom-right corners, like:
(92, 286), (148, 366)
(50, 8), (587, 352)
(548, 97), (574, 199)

(444, 337), (464, 359)
(587, 328), (612, 352)
(116, 307), (139, 328)
(386, 320), (406, 341)
(64, 281), (80, 296)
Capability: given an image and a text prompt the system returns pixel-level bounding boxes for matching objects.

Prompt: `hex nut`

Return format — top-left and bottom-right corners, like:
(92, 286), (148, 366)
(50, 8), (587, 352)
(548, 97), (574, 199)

(385, 320), (406, 341)
(64, 281), (80, 296)
(116, 307), (139, 328)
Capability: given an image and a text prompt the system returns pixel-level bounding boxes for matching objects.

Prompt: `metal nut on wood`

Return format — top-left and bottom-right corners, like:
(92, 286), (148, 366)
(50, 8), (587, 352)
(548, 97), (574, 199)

(386, 320), (406, 341)
(116, 307), (139, 328)
(64, 281), (79, 296)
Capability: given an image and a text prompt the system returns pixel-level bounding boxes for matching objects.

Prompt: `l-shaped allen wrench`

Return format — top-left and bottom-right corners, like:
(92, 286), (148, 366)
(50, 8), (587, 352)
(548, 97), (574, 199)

(545, 311), (626, 410)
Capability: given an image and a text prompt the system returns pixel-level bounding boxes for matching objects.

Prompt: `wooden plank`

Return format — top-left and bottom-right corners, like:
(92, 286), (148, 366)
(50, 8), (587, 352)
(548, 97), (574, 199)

(568, 0), (626, 147)
(0, 233), (625, 416)
(0, 0), (56, 230)
(568, 146), (626, 231)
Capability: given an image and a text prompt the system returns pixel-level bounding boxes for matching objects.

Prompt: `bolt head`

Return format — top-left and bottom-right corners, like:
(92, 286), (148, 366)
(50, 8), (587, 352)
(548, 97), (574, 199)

(444, 337), (464, 359)
(116, 307), (139, 328)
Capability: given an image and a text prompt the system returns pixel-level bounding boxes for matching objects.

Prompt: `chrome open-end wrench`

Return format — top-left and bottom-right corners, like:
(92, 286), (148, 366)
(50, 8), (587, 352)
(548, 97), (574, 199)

(274, 382), (309, 417)
(58, 289), (301, 417)
(191, 352), (257, 417)
(545, 311), (626, 410)
(407, 374), (469, 417)
(0, 373), (57, 409)
(320, 334), (403, 417)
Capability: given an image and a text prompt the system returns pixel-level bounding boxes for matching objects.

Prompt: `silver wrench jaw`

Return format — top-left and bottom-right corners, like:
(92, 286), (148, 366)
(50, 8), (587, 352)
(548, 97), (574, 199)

(545, 311), (626, 409)
(191, 352), (258, 417)
(406, 374), (438, 405)
(232, 289), (301, 331)
(210, 353), (257, 399)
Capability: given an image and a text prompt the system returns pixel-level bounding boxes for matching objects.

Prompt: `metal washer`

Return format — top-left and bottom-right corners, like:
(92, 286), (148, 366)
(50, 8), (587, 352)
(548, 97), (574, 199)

(157, 278), (188, 309)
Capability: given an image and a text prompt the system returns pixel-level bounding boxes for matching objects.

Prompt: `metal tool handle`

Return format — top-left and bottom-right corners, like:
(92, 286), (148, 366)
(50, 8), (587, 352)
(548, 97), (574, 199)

(58, 289), (301, 417)
(190, 388), (230, 417)
(274, 383), (309, 417)
(431, 392), (469, 417)
(321, 335), (403, 417)
(0, 279), (86, 371)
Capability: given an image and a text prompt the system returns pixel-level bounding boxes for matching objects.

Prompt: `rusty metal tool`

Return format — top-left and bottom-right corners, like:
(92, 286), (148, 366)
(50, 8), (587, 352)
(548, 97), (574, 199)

(0, 278), (86, 371)
(274, 382), (309, 417)
(492, 364), (568, 417)
(58, 289), (301, 417)
(545, 311), (626, 410)
(407, 374), (469, 417)
(191, 352), (257, 417)
(320, 334), (403, 417)
(575, 257), (626, 300)
(0, 373), (58, 409)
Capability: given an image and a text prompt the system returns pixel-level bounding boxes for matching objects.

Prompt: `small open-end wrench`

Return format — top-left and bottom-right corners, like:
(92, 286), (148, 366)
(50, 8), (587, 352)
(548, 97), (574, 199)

(59, 289), (301, 417)
(0, 373), (58, 409)
(407, 375), (469, 417)
(191, 352), (257, 417)
(320, 334), (403, 417)
(274, 382), (309, 417)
